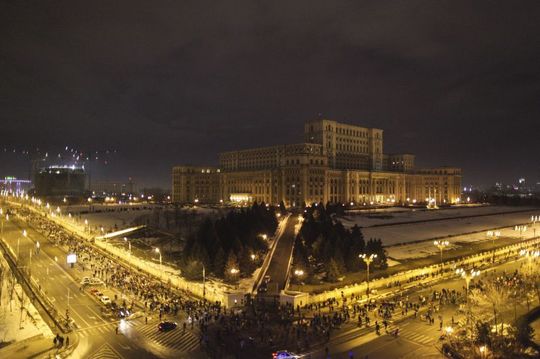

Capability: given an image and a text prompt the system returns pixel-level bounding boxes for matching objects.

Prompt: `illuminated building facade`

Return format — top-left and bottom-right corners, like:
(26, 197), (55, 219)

(172, 119), (462, 207)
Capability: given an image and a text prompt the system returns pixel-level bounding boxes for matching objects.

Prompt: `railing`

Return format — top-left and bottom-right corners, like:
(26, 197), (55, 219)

(308, 235), (540, 304)
(0, 237), (71, 334)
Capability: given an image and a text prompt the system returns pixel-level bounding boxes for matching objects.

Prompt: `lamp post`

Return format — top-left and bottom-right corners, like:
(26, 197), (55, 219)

(486, 230), (501, 262)
(359, 253), (377, 298)
(531, 215), (539, 238)
(514, 225), (527, 239)
(155, 248), (162, 278)
(520, 249), (540, 275)
(294, 269), (304, 290)
(1, 210), (9, 239)
(479, 345), (486, 358)
(124, 237), (131, 257)
(456, 268), (480, 319)
(433, 240), (450, 270)
(202, 264), (206, 300)
(230, 268), (239, 289)
(18, 229), (27, 262)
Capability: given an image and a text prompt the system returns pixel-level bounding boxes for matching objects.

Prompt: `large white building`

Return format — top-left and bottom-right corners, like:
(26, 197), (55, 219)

(172, 119), (462, 207)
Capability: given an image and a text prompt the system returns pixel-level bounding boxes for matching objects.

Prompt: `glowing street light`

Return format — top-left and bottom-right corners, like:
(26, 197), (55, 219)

(230, 267), (239, 288)
(486, 230), (501, 262)
(514, 225), (527, 239)
(124, 237), (131, 257)
(359, 253), (377, 298)
(0, 209), (9, 239)
(456, 268), (480, 307)
(479, 345), (487, 358)
(18, 229), (28, 262)
(433, 240), (450, 269)
(155, 247), (162, 277)
(520, 249), (540, 275)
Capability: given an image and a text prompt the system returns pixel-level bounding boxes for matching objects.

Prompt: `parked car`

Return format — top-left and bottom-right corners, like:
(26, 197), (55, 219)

(80, 277), (91, 285)
(93, 290), (103, 298)
(90, 278), (104, 286)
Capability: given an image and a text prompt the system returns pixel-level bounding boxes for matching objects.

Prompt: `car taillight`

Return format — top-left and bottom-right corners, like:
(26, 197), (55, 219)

(272, 353), (277, 359)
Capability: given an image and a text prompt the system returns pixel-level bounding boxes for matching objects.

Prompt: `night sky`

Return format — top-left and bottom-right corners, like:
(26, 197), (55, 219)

(1, 1), (539, 189)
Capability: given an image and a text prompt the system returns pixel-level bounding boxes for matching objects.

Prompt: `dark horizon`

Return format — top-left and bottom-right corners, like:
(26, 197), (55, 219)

(2, 1), (540, 189)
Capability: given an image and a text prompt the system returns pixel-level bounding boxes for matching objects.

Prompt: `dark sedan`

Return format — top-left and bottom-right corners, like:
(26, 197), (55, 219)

(158, 321), (177, 332)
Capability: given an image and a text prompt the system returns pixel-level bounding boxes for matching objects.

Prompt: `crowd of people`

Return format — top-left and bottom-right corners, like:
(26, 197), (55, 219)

(17, 207), (218, 336)
(11, 203), (537, 358)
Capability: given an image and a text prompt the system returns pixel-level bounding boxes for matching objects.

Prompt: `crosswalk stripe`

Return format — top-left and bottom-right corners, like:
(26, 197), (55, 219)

(133, 324), (200, 352)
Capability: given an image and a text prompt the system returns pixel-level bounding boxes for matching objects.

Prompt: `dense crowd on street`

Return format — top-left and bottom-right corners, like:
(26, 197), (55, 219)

(15, 207), (219, 337)
(9, 203), (538, 358)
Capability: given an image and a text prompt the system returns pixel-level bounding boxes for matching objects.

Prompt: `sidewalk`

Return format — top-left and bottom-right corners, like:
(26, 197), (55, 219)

(0, 332), (78, 359)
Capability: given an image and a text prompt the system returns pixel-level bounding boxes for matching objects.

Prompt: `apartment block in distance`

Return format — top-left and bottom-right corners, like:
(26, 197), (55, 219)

(172, 119), (462, 207)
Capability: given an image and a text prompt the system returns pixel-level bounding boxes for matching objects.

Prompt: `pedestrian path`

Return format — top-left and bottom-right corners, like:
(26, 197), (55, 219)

(135, 323), (200, 352)
(77, 321), (127, 338)
(87, 343), (124, 359)
(398, 329), (436, 345)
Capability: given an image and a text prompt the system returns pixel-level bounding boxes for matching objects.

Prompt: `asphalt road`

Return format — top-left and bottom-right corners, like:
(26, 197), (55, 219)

(2, 214), (201, 359)
(304, 257), (531, 359)
(262, 215), (298, 295)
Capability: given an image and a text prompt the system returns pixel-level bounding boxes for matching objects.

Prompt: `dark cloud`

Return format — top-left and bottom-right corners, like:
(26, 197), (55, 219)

(1, 0), (539, 187)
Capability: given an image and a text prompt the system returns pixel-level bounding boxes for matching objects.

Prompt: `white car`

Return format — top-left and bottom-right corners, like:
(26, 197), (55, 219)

(90, 278), (104, 286)
(80, 277), (91, 285)
(100, 296), (112, 305)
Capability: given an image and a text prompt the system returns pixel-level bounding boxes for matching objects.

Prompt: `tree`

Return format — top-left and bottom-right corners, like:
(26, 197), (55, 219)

(183, 260), (204, 280)
(515, 320), (534, 350)
(470, 282), (512, 334)
(326, 258), (341, 282)
(474, 321), (491, 346)
(333, 247), (346, 274)
(213, 247), (226, 277)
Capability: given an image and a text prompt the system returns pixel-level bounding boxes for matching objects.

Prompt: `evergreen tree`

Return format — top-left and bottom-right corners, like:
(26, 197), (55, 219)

(326, 258), (341, 282)
(183, 260), (204, 280)
(213, 246), (226, 277)
(333, 247), (346, 274)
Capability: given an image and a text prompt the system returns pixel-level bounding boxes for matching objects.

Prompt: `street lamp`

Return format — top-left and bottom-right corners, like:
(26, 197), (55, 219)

(124, 237), (131, 257)
(230, 268), (239, 289)
(514, 225), (527, 239)
(294, 269), (304, 290)
(18, 229), (27, 262)
(0, 210), (9, 239)
(433, 240), (450, 269)
(519, 249), (540, 275)
(479, 345), (487, 358)
(456, 268), (480, 307)
(531, 215), (539, 237)
(359, 253), (377, 298)
(486, 230), (501, 262)
(155, 248), (162, 277)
